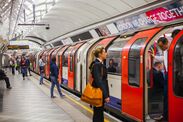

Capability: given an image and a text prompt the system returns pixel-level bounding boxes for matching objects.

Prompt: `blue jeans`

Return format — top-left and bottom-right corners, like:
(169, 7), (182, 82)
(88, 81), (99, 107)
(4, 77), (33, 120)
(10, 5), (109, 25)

(40, 73), (44, 84)
(50, 76), (62, 97)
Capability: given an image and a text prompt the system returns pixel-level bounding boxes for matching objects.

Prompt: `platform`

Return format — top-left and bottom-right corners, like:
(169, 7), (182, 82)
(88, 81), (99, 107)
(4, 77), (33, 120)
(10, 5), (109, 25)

(0, 69), (120, 122)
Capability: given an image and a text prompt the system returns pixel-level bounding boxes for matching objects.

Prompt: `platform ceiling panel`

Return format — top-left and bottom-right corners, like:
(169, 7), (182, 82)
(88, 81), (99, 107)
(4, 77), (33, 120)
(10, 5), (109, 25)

(27, 0), (157, 42)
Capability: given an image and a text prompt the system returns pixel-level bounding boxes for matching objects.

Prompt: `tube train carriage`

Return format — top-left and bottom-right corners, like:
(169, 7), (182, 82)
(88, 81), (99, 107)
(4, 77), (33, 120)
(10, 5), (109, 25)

(29, 23), (183, 122)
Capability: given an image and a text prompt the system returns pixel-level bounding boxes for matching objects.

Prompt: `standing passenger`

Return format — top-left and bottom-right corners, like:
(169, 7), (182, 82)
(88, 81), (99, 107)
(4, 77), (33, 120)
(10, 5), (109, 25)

(50, 57), (64, 98)
(20, 56), (27, 80)
(16, 56), (21, 74)
(39, 56), (45, 85)
(90, 47), (110, 122)
(26, 56), (32, 76)
(10, 57), (15, 75)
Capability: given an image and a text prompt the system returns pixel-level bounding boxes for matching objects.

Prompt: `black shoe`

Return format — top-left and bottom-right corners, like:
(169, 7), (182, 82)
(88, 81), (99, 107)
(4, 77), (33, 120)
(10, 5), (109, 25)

(7, 86), (12, 89)
(51, 96), (56, 98)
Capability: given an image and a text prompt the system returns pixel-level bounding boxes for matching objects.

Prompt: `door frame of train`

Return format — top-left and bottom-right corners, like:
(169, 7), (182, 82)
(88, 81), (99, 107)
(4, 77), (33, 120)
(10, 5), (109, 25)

(122, 27), (162, 121)
(45, 48), (58, 78)
(57, 45), (70, 84)
(168, 30), (183, 122)
(68, 42), (86, 90)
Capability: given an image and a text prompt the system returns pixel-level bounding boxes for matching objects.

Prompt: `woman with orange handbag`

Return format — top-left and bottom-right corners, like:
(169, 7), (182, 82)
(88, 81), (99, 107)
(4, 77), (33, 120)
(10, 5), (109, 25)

(90, 47), (110, 122)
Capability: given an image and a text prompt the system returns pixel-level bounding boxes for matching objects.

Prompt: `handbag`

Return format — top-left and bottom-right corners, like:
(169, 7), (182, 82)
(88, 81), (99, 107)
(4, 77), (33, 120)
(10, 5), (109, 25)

(81, 63), (103, 107)
(81, 79), (103, 107)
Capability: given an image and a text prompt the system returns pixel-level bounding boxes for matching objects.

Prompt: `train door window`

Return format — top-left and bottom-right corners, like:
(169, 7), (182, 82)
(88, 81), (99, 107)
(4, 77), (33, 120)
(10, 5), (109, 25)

(173, 36), (183, 97)
(62, 47), (72, 67)
(128, 38), (147, 87)
(106, 38), (129, 75)
(70, 52), (74, 72)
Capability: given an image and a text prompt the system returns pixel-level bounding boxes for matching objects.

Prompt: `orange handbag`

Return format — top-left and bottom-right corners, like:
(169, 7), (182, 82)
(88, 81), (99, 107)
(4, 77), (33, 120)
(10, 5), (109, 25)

(81, 75), (103, 107)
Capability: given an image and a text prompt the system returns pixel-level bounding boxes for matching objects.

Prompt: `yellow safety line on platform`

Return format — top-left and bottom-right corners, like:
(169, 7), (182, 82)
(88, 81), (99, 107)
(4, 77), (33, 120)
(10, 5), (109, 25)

(32, 75), (109, 122)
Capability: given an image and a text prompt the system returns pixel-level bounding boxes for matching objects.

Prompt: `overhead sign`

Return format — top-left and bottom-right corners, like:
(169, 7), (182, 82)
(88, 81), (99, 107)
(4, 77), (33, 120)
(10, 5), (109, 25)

(8, 45), (29, 50)
(115, 1), (183, 33)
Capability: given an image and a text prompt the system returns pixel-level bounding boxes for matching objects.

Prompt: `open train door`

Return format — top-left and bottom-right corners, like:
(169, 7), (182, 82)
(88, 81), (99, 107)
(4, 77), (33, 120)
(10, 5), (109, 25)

(168, 30), (183, 122)
(122, 28), (162, 121)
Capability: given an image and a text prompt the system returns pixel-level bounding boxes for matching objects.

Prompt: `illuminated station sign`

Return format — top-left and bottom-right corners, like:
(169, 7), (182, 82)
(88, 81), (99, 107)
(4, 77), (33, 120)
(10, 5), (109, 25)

(7, 45), (29, 50)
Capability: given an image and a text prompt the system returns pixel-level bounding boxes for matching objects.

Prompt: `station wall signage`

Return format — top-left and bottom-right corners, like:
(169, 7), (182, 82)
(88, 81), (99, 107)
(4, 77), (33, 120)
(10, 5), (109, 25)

(115, 1), (183, 33)
(8, 45), (29, 50)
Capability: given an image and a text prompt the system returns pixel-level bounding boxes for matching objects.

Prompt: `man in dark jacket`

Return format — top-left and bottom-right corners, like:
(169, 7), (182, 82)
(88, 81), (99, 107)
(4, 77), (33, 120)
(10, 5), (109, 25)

(152, 62), (165, 121)
(50, 57), (64, 98)
(0, 68), (12, 89)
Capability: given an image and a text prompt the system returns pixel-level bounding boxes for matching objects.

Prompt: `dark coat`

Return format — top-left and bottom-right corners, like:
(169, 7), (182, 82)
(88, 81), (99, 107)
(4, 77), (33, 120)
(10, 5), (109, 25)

(50, 62), (59, 79)
(153, 68), (164, 89)
(0, 69), (6, 78)
(90, 59), (109, 99)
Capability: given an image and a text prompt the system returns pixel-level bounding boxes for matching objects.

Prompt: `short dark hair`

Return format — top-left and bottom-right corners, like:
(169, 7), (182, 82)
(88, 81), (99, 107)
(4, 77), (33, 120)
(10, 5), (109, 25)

(52, 56), (56, 62)
(157, 37), (168, 45)
(40, 55), (42, 58)
(154, 62), (162, 67)
(172, 29), (181, 38)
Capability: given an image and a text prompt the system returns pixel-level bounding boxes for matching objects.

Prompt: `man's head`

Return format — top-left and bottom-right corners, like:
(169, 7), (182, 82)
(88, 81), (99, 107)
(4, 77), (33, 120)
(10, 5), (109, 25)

(154, 62), (163, 71)
(172, 29), (181, 39)
(157, 37), (169, 51)
(52, 56), (56, 63)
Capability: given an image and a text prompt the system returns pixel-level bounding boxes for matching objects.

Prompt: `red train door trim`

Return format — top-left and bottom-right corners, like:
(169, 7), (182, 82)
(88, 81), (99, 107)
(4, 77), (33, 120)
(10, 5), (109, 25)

(58, 46), (69, 84)
(122, 27), (162, 121)
(168, 30), (183, 122)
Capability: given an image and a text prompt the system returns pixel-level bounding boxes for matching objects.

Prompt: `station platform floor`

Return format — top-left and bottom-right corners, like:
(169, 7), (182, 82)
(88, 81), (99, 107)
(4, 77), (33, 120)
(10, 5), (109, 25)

(0, 69), (120, 122)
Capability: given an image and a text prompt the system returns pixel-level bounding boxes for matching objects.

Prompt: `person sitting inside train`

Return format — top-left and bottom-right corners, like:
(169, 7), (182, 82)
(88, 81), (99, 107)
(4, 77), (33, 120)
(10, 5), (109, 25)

(107, 59), (116, 73)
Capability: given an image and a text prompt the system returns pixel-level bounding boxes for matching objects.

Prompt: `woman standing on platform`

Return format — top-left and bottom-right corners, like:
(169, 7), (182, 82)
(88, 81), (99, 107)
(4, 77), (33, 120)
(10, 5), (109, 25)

(90, 47), (110, 122)
(20, 56), (27, 80)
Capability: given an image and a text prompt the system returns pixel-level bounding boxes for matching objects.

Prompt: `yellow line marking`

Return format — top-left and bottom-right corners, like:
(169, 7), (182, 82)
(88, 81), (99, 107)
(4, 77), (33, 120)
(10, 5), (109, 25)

(32, 74), (109, 122)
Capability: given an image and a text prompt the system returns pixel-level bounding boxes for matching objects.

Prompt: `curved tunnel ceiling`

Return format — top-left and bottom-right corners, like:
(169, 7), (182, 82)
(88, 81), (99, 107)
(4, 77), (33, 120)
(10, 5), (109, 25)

(26, 0), (159, 43)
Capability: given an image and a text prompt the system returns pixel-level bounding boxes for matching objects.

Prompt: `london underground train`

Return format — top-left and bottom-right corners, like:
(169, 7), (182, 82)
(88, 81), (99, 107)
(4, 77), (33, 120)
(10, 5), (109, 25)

(30, 23), (183, 121)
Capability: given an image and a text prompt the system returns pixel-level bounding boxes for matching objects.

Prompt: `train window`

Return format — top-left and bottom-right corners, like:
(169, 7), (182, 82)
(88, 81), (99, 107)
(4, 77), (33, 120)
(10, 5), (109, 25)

(128, 38), (146, 87)
(70, 54), (74, 72)
(106, 38), (129, 75)
(62, 51), (68, 67)
(173, 36), (183, 97)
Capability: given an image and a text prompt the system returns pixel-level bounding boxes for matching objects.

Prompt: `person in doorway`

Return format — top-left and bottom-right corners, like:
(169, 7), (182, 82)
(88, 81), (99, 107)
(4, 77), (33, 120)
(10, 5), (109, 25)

(149, 37), (169, 121)
(0, 68), (12, 89)
(90, 47), (110, 122)
(39, 56), (45, 85)
(152, 62), (164, 96)
(20, 56), (27, 80)
(50, 57), (64, 98)
(107, 59), (116, 73)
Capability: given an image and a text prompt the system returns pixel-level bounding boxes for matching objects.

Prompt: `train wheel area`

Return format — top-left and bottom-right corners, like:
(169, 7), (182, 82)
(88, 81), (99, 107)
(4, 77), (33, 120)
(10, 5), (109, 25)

(0, 69), (121, 122)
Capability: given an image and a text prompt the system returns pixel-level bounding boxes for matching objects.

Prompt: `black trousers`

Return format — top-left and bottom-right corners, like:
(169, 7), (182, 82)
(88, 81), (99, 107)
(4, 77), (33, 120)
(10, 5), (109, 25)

(93, 105), (104, 122)
(0, 76), (11, 88)
(11, 66), (15, 75)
